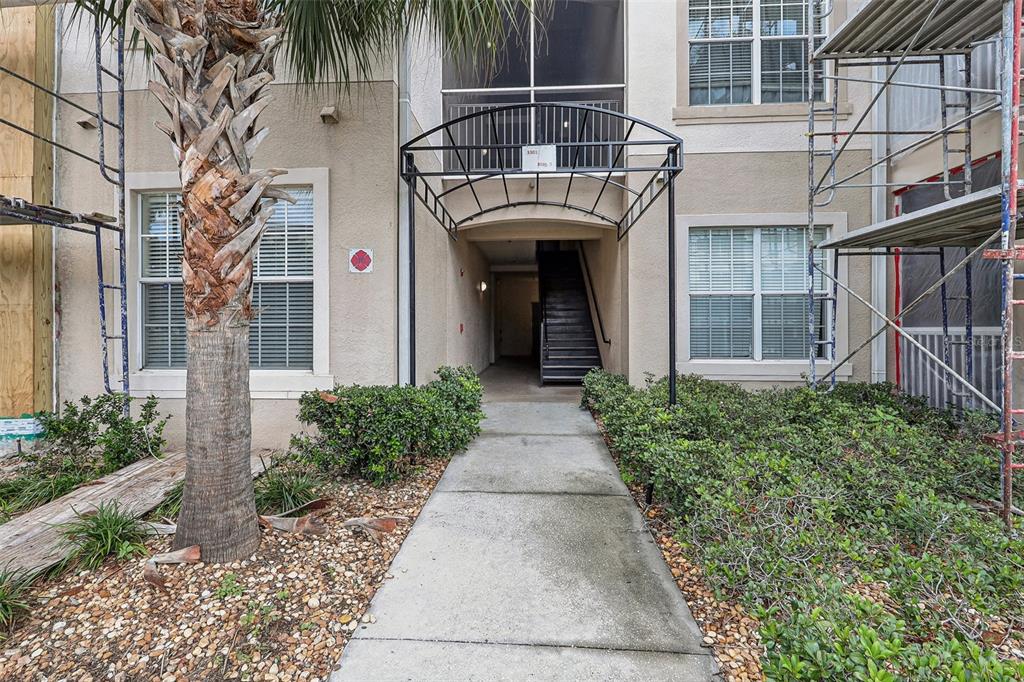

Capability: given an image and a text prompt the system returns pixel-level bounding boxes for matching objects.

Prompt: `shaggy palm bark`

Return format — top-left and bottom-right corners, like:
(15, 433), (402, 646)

(133, 0), (290, 561)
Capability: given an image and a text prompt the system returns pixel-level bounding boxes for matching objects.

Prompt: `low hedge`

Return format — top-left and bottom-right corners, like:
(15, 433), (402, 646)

(582, 370), (1024, 681)
(290, 366), (484, 484)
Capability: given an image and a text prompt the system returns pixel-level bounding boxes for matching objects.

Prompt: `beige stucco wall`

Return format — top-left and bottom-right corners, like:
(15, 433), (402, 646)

(581, 230), (626, 374)
(55, 82), (402, 449)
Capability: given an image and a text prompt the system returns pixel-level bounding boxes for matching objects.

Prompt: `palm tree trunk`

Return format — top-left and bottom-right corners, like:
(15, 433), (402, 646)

(132, 0), (289, 561)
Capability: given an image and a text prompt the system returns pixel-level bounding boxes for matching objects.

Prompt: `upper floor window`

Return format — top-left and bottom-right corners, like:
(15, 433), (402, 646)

(441, 0), (625, 172)
(140, 189), (315, 370)
(688, 0), (825, 106)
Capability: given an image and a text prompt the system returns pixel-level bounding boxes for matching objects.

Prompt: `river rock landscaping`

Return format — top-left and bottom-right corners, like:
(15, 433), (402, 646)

(0, 367), (483, 682)
(582, 370), (1024, 682)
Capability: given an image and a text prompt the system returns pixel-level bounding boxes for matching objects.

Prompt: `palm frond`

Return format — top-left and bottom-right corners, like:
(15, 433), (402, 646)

(73, 0), (541, 89)
(269, 0), (541, 89)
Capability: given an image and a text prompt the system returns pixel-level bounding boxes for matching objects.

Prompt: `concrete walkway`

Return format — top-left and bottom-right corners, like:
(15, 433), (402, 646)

(333, 363), (717, 681)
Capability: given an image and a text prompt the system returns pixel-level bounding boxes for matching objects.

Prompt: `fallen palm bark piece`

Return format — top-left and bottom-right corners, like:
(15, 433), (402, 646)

(258, 513), (325, 535)
(342, 516), (408, 545)
(143, 545), (201, 590)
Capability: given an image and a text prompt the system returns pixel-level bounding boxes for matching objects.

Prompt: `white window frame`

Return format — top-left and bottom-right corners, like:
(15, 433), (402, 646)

(679, 211), (852, 382)
(687, 0), (827, 107)
(125, 168), (332, 399)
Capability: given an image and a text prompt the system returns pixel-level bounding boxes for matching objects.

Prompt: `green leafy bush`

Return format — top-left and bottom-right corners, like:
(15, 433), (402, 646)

(582, 370), (1024, 681)
(59, 501), (149, 570)
(0, 394), (167, 523)
(291, 366), (483, 484)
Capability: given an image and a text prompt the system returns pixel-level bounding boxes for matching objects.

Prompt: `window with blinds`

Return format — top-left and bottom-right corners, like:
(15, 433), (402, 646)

(688, 0), (825, 106)
(689, 226), (826, 360)
(140, 188), (315, 370)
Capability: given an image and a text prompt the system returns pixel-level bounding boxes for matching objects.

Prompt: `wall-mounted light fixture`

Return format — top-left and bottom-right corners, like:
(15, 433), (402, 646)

(76, 116), (98, 129)
(477, 281), (488, 292)
(319, 106), (339, 124)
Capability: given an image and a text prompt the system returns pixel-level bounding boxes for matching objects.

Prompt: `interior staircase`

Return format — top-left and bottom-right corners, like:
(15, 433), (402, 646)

(538, 249), (602, 384)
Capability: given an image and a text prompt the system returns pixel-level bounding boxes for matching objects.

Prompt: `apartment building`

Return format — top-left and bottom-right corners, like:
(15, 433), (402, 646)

(5, 0), (886, 448)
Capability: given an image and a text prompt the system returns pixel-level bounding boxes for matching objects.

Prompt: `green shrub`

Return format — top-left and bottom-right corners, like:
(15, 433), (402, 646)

(254, 468), (323, 515)
(59, 501), (149, 570)
(0, 394), (167, 523)
(0, 567), (31, 636)
(37, 393), (167, 471)
(290, 366), (483, 484)
(582, 369), (1024, 681)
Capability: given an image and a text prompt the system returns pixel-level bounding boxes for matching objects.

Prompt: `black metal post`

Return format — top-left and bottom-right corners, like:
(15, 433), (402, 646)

(668, 146), (678, 406)
(405, 152), (417, 386)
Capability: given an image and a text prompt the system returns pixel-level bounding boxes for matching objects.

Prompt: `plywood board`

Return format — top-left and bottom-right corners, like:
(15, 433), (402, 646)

(0, 5), (54, 416)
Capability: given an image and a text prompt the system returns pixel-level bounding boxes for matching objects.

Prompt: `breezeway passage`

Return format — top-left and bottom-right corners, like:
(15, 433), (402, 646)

(332, 365), (716, 680)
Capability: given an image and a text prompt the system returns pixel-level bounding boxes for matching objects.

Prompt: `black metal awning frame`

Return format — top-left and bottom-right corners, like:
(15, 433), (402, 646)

(398, 102), (685, 404)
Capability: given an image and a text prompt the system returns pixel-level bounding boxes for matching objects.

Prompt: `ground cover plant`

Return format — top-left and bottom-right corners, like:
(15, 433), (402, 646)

(291, 366), (484, 484)
(582, 370), (1024, 681)
(0, 394), (167, 523)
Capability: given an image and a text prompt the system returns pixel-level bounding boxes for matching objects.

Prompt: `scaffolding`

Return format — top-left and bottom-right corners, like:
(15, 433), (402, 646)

(806, 0), (1021, 525)
(0, 16), (128, 398)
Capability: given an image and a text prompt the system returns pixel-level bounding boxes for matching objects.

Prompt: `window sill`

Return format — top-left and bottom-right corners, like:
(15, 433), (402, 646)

(129, 370), (335, 400)
(672, 101), (852, 126)
(678, 359), (853, 382)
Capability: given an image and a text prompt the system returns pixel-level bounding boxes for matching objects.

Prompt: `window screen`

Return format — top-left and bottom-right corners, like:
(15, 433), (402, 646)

(140, 189), (315, 370)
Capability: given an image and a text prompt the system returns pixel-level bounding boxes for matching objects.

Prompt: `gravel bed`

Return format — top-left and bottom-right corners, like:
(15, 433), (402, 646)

(0, 459), (447, 681)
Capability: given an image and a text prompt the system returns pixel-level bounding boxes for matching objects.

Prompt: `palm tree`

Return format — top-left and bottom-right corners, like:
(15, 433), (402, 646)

(83, 0), (534, 562)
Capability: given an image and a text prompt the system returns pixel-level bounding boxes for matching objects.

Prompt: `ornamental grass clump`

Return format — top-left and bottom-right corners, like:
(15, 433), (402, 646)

(582, 369), (1024, 681)
(0, 567), (31, 637)
(59, 501), (150, 571)
(291, 366), (483, 485)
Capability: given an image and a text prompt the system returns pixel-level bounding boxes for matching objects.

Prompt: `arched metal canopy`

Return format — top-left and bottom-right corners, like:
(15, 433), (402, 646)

(400, 102), (684, 241)
(399, 102), (685, 406)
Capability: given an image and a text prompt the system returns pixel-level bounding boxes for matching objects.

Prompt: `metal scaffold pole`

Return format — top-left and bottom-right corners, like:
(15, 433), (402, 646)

(807, 0), (818, 388)
(996, 0), (1022, 527)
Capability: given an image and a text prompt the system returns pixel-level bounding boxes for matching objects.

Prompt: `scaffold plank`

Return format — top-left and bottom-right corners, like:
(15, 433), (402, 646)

(817, 0), (1002, 60)
(818, 186), (1014, 249)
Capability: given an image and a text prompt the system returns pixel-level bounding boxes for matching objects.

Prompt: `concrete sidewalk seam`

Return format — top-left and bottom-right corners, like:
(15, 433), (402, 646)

(350, 635), (714, 659)
(432, 489), (630, 498)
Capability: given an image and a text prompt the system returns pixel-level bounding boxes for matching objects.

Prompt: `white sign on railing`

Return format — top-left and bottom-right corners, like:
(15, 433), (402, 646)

(522, 144), (557, 172)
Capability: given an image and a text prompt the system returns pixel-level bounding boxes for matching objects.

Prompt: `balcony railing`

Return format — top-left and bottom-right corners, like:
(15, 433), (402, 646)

(442, 98), (625, 174)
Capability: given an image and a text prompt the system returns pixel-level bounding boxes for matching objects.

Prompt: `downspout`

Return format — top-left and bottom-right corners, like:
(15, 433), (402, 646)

(397, 37), (411, 385)
(870, 62), (888, 383)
